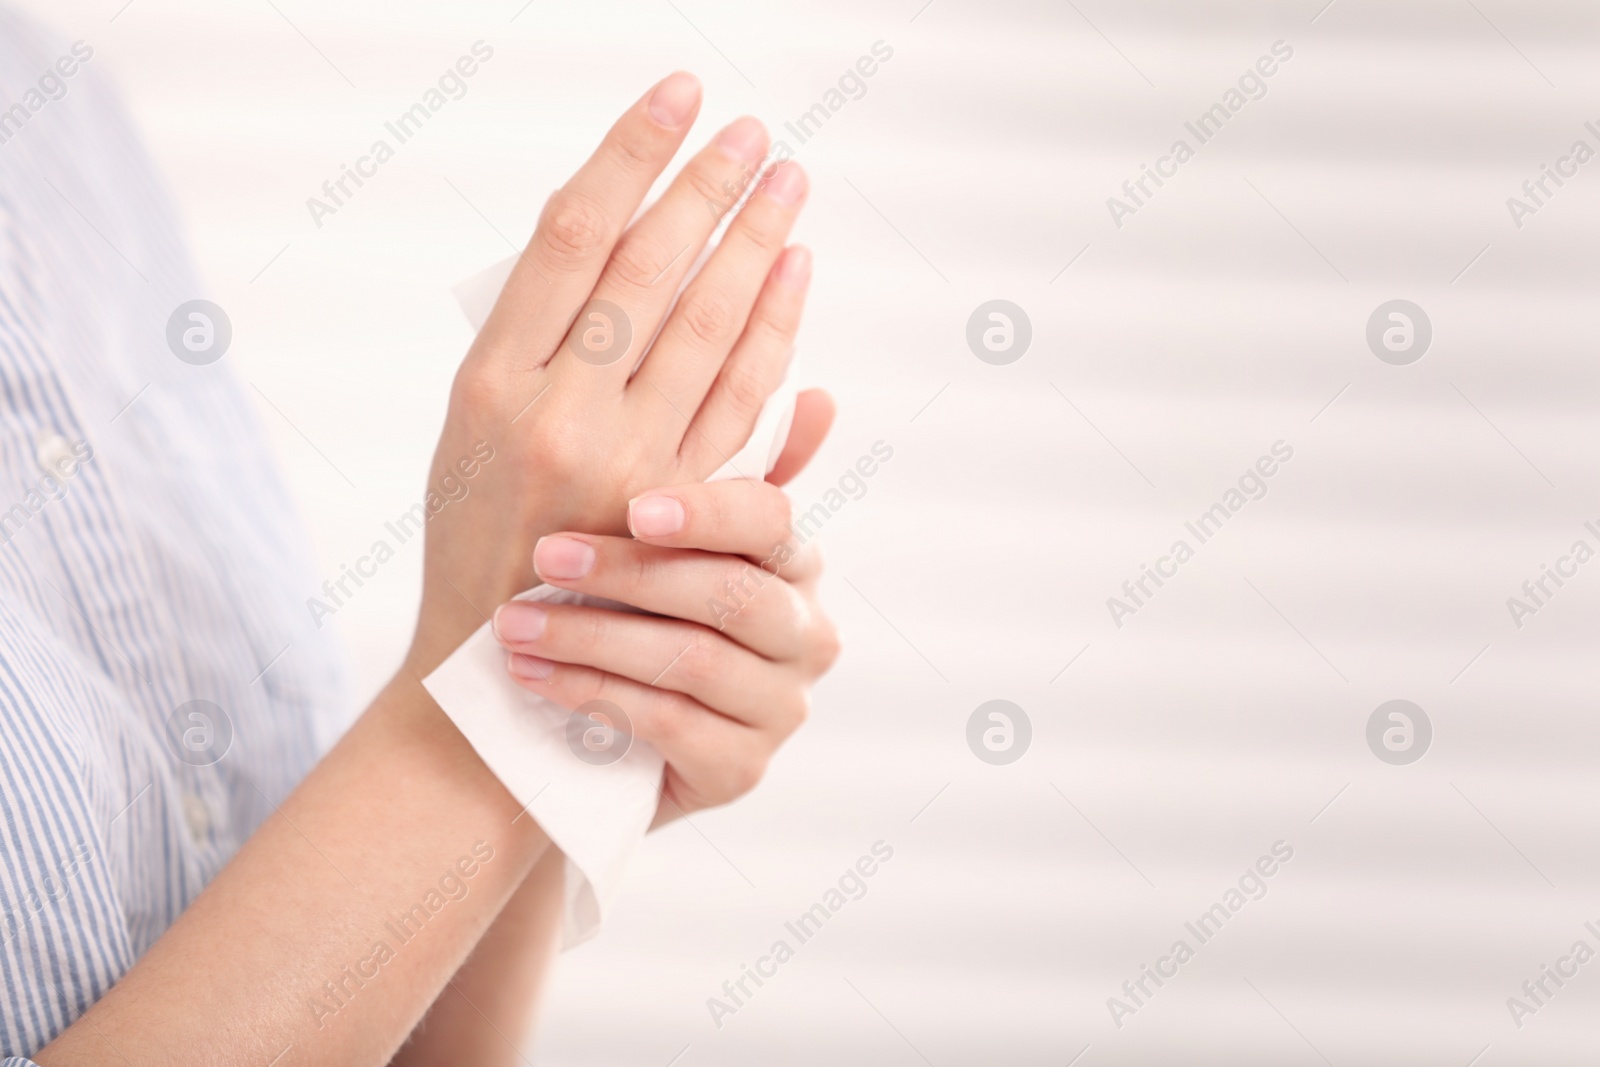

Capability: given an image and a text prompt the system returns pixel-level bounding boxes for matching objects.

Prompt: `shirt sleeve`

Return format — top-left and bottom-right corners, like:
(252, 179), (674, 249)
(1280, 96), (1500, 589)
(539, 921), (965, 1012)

(0, 607), (146, 1059)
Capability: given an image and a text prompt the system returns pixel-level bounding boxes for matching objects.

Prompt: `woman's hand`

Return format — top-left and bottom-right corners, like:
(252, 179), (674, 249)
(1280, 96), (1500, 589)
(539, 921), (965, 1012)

(489, 471), (839, 820)
(405, 72), (812, 677)
(37, 73), (817, 1067)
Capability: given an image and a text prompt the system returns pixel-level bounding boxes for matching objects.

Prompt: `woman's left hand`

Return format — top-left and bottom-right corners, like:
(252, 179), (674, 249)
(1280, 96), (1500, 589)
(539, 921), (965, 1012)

(489, 469), (840, 822)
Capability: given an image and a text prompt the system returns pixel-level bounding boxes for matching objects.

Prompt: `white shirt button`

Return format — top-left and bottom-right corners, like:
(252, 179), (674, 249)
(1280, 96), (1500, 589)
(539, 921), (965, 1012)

(34, 432), (76, 476)
(181, 792), (210, 843)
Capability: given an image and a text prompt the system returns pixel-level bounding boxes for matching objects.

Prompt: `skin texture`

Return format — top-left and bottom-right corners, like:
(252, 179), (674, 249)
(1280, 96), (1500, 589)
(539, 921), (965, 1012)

(391, 847), (567, 1065)
(392, 464), (838, 1066)
(405, 70), (814, 680)
(36, 73), (838, 1066)
(500, 473), (840, 821)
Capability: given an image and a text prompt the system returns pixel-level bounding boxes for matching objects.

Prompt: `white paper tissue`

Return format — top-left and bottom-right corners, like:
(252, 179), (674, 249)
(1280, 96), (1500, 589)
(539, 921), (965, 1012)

(424, 253), (797, 946)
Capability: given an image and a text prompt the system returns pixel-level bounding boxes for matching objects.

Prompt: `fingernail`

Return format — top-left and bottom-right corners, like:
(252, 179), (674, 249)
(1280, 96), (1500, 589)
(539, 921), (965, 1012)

(777, 245), (812, 287)
(629, 494), (686, 537)
(764, 162), (807, 206)
(534, 536), (596, 580)
(508, 653), (556, 681)
(494, 602), (547, 644)
(648, 72), (701, 128)
(715, 116), (768, 162)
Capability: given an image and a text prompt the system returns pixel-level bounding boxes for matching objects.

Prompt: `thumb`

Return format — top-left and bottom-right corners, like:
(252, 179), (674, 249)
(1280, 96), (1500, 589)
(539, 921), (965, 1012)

(765, 389), (835, 486)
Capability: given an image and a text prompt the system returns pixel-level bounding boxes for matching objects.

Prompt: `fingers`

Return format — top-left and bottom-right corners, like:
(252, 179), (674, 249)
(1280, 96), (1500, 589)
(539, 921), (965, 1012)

(531, 533), (814, 660)
(551, 116), (773, 388)
(501, 653), (768, 808)
(677, 243), (811, 474)
(629, 165), (810, 435)
(492, 601), (806, 731)
(765, 389), (835, 487)
(472, 72), (703, 370)
(626, 477), (821, 582)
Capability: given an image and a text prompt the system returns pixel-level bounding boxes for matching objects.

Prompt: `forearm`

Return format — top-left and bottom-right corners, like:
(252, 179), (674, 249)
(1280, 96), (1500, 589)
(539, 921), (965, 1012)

(37, 674), (550, 1067)
(27, 73), (831, 1067)
(392, 846), (566, 1066)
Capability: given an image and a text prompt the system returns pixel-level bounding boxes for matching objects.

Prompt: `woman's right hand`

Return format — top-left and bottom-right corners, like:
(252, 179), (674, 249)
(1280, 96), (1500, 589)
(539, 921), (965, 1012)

(403, 72), (812, 677)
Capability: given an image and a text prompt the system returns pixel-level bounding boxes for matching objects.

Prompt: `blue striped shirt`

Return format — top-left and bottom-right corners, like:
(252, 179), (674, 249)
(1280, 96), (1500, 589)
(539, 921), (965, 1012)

(0, 10), (349, 1060)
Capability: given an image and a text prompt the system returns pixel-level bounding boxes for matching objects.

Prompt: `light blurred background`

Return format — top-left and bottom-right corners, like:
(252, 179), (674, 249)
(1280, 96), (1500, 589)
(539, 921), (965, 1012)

(20, 0), (1600, 1062)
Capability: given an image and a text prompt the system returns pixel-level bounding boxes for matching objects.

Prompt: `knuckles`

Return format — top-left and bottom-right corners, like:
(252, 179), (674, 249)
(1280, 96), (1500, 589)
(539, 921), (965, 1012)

(763, 485), (794, 539)
(731, 216), (783, 257)
(784, 690), (812, 734)
(764, 688), (810, 741)
(606, 125), (664, 173)
(808, 615), (841, 676)
(723, 755), (768, 801)
(606, 233), (677, 294)
(564, 607), (612, 652)
(643, 693), (690, 749)
(716, 363), (770, 426)
(538, 189), (613, 268)
(680, 162), (730, 213)
(676, 287), (739, 348)
(749, 298), (802, 348)
(671, 630), (722, 689)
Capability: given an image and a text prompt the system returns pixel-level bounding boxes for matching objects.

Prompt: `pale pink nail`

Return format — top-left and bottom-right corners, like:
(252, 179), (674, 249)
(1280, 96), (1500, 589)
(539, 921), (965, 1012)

(494, 602), (547, 644)
(764, 163), (807, 206)
(508, 653), (556, 681)
(715, 116), (768, 162)
(629, 495), (685, 537)
(534, 536), (596, 580)
(777, 246), (812, 287)
(648, 72), (701, 128)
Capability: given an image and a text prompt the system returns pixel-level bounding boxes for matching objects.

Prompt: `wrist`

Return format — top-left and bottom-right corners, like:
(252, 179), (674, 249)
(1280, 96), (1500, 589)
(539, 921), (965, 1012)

(404, 584), (512, 682)
(368, 672), (555, 867)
